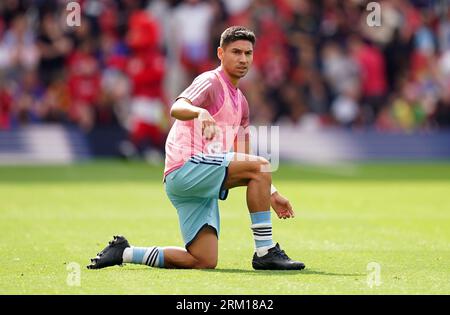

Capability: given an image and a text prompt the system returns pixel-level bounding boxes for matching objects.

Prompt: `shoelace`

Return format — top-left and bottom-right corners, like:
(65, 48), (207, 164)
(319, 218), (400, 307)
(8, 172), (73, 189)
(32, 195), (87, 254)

(274, 249), (290, 260)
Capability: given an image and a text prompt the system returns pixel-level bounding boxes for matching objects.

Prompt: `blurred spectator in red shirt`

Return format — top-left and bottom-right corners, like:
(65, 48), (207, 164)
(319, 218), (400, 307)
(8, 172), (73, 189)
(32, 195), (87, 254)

(120, 10), (168, 160)
(349, 35), (388, 125)
(0, 85), (13, 130)
(66, 38), (101, 131)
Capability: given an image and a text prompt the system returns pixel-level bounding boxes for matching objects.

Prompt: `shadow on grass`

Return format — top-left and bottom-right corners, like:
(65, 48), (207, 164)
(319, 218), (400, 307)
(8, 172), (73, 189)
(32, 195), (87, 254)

(103, 266), (363, 277)
(183, 268), (363, 277)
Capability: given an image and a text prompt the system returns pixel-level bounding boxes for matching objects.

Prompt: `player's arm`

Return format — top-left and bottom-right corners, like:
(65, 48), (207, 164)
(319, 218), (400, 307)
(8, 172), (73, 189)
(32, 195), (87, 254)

(264, 150), (295, 219)
(270, 187), (296, 219)
(170, 97), (217, 140)
(170, 97), (206, 120)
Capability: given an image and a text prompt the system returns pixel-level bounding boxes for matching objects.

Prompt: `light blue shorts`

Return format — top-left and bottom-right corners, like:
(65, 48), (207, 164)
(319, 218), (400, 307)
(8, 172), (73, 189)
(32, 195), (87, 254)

(164, 152), (234, 248)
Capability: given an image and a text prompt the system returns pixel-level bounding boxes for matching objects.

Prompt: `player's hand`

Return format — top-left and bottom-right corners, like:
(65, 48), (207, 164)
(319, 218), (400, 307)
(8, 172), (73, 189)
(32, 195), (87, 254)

(198, 109), (218, 140)
(270, 192), (295, 219)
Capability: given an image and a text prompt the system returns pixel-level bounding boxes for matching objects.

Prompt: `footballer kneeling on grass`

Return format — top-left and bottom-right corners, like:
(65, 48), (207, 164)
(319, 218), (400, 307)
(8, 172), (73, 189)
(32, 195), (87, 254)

(88, 26), (305, 271)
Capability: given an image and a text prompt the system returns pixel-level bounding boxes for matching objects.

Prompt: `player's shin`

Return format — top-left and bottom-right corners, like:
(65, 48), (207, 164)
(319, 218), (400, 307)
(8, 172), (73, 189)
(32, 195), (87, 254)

(250, 211), (276, 257)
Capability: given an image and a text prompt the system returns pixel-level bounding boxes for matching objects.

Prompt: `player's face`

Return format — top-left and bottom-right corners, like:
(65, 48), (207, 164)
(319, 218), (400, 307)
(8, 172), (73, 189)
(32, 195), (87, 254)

(218, 40), (253, 81)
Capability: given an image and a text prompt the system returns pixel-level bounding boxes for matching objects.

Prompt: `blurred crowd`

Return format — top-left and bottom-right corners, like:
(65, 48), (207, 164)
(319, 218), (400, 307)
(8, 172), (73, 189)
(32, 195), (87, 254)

(1, 0), (450, 153)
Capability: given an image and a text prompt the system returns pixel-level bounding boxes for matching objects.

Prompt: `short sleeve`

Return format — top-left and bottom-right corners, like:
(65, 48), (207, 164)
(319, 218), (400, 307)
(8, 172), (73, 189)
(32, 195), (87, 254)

(177, 73), (215, 108)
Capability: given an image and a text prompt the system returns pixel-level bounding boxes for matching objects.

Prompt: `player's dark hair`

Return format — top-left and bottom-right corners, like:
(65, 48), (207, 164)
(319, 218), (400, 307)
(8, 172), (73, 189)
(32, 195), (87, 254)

(220, 26), (256, 48)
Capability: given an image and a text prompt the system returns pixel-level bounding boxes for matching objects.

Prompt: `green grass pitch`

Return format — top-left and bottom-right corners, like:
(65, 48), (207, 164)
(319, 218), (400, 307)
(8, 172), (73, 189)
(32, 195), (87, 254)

(0, 161), (449, 294)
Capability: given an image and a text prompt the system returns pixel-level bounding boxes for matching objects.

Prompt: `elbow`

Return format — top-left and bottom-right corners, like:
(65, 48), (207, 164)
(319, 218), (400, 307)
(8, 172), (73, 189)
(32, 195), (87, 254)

(170, 106), (178, 119)
(170, 99), (184, 119)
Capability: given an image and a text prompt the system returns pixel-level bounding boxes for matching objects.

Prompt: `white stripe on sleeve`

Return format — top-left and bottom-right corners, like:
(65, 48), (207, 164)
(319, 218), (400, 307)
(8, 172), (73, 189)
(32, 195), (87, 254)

(184, 78), (210, 100)
(190, 82), (212, 102)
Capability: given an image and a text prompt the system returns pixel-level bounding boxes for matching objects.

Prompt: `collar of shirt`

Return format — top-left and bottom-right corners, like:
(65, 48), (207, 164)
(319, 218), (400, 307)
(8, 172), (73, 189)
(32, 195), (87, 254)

(218, 67), (239, 95)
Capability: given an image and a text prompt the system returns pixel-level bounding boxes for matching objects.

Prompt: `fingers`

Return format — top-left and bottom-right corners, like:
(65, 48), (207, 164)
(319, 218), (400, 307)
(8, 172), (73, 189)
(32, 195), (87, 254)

(286, 202), (295, 218)
(273, 197), (296, 220)
(283, 211), (291, 219)
(202, 119), (217, 140)
(277, 207), (295, 219)
(203, 123), (218, 140)
(198, 109), (217, 140)
(276, 210), (290, 220)
(274, 209), (285, 219)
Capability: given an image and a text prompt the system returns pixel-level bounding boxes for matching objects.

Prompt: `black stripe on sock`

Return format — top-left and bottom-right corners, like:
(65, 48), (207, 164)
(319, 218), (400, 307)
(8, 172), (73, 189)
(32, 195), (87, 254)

(149, 249), (159, 267)
(253, 231), (272, 234)
(145, 248), (158, 266)
(252, 228), (272, 232)
(251, 228), (272, 233)
(144, 248), (156, 265)
(253, 232), (273, 237)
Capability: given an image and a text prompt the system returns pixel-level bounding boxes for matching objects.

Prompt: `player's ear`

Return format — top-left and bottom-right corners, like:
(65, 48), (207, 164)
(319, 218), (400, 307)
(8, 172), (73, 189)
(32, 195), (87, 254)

(217, 46), (223, 62)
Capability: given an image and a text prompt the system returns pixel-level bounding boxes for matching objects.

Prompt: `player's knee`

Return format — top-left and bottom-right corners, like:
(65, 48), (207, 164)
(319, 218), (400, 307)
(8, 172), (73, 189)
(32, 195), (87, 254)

(256, 170), (271, 186)
(203, 261), (217, 269)
(195, 259), (217, 269)
(254, 158), (271, 183)
(259, 157), (271, 172)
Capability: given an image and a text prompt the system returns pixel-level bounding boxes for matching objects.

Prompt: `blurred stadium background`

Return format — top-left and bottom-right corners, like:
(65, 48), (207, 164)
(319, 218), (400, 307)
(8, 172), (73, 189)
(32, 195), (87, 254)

(0, 0), (449, 163)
